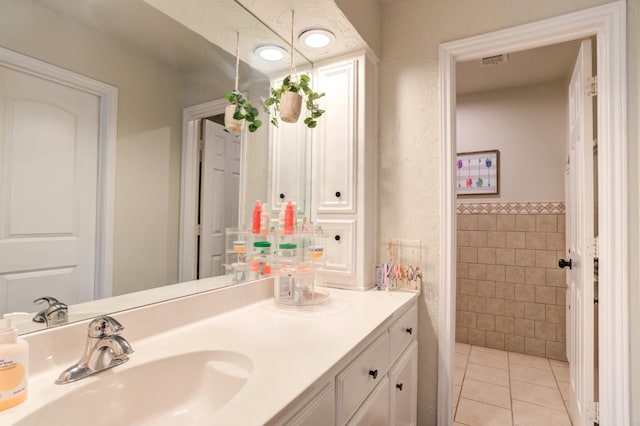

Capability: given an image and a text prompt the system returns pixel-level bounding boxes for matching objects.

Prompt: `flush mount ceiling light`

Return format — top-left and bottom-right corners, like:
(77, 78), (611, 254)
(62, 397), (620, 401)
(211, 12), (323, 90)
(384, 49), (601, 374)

(299, 29), (335, 49)
(254, 45), (287, 61)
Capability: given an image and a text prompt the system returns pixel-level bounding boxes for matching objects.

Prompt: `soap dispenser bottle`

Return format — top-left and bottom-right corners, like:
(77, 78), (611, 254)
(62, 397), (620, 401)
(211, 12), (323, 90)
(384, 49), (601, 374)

(260, 204), (270, 234)
(0, 313), (29, 411)
(252, 200), (262, 234)
(284, 200), (295, 235)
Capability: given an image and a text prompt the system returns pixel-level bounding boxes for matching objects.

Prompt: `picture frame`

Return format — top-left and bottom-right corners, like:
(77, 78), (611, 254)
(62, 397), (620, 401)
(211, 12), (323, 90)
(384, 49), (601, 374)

(456, 150), (500, 197)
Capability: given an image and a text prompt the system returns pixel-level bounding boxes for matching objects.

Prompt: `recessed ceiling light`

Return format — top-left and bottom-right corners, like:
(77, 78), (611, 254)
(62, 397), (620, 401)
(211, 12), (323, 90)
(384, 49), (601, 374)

(254, 45), (287, 61)
(299, 29), (335, 49)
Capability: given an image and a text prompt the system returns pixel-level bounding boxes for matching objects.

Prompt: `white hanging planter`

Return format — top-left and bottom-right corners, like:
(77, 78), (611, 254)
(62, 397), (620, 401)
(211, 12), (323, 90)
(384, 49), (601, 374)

(280, 91), (302, 123)
(224, 104), (244, 136)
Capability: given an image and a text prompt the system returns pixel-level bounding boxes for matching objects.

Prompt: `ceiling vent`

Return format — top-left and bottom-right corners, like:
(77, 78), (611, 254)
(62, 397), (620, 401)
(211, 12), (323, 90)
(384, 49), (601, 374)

(480, 54), (508, 66)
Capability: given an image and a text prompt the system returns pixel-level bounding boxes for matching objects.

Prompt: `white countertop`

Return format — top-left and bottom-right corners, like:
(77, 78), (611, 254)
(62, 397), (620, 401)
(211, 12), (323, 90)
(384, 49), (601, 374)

(0, 281), (417, 425)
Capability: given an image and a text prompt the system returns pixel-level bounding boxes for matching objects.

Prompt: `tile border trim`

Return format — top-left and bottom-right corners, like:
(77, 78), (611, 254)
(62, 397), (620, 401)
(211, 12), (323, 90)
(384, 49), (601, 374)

(457, 201), (565, 215)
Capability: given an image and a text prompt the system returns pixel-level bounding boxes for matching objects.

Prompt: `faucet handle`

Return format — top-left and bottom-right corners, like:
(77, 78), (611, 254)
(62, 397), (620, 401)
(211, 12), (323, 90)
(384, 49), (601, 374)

(88, 316), (124, 338)
(34, 296), (67, 308)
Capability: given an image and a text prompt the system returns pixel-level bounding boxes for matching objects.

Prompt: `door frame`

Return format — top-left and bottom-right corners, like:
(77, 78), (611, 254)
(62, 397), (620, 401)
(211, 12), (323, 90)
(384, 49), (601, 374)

(438, 2), (628, 425)
(0, 47), (118, 299)
(178, 99), (247, 282)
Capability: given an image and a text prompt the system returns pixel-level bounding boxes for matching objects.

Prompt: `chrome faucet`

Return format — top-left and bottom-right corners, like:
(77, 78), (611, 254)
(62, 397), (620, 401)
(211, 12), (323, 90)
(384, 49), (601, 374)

(32, 296), (68, 326)
(55, 316), (134, 384)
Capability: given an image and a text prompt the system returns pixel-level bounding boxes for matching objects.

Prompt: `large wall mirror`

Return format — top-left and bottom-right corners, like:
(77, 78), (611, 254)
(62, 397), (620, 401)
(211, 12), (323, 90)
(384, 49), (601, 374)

(0, 0), (312, 333)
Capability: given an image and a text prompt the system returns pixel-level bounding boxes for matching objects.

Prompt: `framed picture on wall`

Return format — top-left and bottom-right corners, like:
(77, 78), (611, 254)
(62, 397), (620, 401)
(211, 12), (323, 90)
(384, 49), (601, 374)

(456, 150), (500, 197)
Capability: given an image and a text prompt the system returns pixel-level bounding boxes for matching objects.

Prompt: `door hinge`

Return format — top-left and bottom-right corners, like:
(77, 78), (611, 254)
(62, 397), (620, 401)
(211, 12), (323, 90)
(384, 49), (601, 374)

(587, 401), (599, 424)
(196, 224), (202, 236)
(586, 76), (597, 97)
(198, 140), (204, 152)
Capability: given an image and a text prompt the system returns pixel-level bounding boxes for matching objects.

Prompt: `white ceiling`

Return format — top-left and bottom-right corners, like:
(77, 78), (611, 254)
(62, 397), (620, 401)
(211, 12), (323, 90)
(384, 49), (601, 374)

(456, 39), (582, 95)
(235, 0), (368, 64)
(138, 0), (367, 76)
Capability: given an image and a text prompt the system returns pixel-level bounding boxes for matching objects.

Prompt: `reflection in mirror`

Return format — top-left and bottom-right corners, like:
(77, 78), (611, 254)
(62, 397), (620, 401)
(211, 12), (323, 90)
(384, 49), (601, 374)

(0, 0), (311, 333)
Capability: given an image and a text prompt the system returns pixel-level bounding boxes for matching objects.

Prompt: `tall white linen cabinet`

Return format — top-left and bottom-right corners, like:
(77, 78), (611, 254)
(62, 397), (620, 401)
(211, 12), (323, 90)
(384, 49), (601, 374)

(312, 52), (378, 290)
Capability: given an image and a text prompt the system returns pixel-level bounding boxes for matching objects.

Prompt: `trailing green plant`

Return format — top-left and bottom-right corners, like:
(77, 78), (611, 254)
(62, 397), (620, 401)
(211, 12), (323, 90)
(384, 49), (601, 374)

(225, 90), (262, 132)
(263, 74), (325, 128)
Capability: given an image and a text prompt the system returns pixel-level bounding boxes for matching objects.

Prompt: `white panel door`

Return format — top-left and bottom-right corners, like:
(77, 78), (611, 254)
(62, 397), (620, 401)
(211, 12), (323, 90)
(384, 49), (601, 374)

(566, 39), (595, 426)
(0, 66), (100, 314)
(314, 59), (357, 214)
(199, 119), (240, 278)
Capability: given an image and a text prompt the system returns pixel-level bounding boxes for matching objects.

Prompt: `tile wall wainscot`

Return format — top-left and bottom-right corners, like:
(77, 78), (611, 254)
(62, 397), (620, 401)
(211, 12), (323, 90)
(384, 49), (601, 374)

(456, 202), (567, 361)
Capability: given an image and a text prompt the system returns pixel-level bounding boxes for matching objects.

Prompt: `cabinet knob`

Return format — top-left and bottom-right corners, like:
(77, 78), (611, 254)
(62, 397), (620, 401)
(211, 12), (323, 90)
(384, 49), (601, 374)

(335, 191), (341, 198)
(396, 383), (404, 391)
(334, 235), (341, 241)
(368, 369), (378, 380)
(405, 327), (413, 335)
(279, 193), (285, 199)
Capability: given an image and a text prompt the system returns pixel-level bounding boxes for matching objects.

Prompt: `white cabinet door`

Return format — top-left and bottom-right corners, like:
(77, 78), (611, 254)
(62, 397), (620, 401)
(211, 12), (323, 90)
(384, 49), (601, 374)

(287, 383), (335, 426)
(347, 376), (390, 426)
(314, 59), (357, 214)
(316, 219), (356, 279)
(268, 77), (309, 217)
(389, 341), (418, 426)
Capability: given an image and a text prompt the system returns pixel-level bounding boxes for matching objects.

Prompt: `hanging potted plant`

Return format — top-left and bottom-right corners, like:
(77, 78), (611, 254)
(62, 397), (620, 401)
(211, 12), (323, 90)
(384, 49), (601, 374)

(225, 90), (261, 134)
(263, 11), (325, 128)
(225, 32), (262, 135)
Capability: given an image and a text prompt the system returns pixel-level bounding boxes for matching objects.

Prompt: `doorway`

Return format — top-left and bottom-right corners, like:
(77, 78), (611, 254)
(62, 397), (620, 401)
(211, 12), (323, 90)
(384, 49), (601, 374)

(179, 99), (246, 282)
(438, 3), (628, 426)
(196, 117), (241, 279)
(452, 38), (592, 425)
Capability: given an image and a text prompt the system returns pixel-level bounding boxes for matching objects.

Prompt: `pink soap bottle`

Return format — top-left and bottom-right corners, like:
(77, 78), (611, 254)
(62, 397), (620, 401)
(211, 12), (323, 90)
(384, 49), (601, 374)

(284, 200), (294, 235)
(252, 200), (262, 234)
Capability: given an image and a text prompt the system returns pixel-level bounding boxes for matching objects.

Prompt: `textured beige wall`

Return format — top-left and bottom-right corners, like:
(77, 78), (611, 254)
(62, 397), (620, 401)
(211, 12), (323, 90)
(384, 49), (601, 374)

(377, 0), (617, 423)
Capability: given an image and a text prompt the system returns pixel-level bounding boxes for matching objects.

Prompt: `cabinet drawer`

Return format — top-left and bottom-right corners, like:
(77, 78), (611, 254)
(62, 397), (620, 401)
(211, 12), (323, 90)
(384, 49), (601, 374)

(316, 219), (355, 277)
(337, 331), (390, 424)
(389, 303), (417, 364)
(346, 376), (389, 426)
(389, 341), (418, 426)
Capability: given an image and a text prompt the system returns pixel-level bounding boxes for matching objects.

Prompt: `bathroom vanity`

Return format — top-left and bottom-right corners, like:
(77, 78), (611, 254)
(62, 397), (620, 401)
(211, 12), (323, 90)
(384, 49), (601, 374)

(0, 278), (417, 425)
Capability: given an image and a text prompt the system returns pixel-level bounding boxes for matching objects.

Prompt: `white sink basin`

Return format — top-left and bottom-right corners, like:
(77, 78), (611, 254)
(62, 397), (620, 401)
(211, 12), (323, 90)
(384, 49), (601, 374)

(18, 350), (252, 426)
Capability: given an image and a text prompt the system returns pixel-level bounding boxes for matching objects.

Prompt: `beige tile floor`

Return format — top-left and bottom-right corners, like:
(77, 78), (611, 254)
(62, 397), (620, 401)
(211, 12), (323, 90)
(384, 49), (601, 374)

(453, 343), (572, 426)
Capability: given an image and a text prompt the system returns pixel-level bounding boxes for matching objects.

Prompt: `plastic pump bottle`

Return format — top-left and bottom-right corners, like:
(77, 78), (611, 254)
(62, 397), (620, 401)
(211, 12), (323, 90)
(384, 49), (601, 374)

(284, 200), (295, 235)
(260, 204), (270, 234)
(0, 313), (29, 411)
(252, 200), (262, 234)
